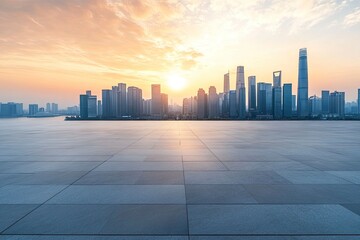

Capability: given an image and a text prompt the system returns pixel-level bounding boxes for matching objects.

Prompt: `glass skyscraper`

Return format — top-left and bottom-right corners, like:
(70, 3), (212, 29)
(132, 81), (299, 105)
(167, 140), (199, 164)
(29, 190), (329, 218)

(272, 71), (282, 119)
(297, 48), (309, 117)
(283, 83), (292, 118)
(236, 66), (246, 119)
(248, 76), (256, 113)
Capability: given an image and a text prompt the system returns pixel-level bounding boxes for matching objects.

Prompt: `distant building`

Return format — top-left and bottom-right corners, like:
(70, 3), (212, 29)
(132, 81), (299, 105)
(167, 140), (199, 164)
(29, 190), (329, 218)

(197, 88), (207, 119)
(151, 84), (161, 116)
(309, 95), (322, 116)
(236, 66), (246, 119)
(208, 86), (219, 119)
(97, 100), (102, 117)
(229, 90), (237, 118)
(87, 95), (97, 118)
(110, 86), (118, 118)
(321, 90), (330, 115)
(80, 94), (88, 118)
(272, 71), (282, 119)
(257, 82), (272, 115)
(224, 72), (230, 93)
(283, 84), (292, 118)
(297, 48), (309, 117)
(161, 93), (168, 116)
(29, 104), (39, 116)
(248, 76), (256, 113)
(127, 87), (142, 117)
(117, 83), (127, 117)
(0, 102), (23, 118)
(329, 91), (345, 117)
(292, 95), (296, 112)
(46, 103), (51, 113)
(142, 99), (151, 116)
(102, 89), (111, 118)
(358, 89), (360, 115)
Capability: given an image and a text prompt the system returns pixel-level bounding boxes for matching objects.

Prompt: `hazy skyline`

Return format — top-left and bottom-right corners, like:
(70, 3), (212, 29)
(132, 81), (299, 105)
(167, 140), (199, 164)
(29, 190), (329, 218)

(1, 0), (360, 107)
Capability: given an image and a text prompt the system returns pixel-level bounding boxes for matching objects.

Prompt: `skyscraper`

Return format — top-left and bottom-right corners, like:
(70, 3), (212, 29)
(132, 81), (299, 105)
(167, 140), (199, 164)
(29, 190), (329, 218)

(102, 89), (111, 118)
(110, 86), (118, 118)
(117, 83), (127, 117)
(80, 94), (88, 119)
(224, 72), (230, 93)
(87, 95), (97, 118)
(329, 91), (345, 117)
(272, 71), (282, 119)
(257, 82), (272, 115)
(229, 90), (237, 118)
(97, 100), (102, 117)
(297, 48), (309, 117)
(248, 76), (256, 113)
(46, 103), (51, 113)
(127, 87), (142, 117)
(161, 93), (168, 116)
(358, 89), (360, 115)
(283, 84), (292, 118)
(309, 95), (322, 116)
(151, 84), (161, 116)
(292, 95), (296, 112)
(236, 66), (246, 119)
(197, 88), (206, 119)
(321, 90), (330, 114)
(208, 86), (219, 119)
(28, 104), (39, 116)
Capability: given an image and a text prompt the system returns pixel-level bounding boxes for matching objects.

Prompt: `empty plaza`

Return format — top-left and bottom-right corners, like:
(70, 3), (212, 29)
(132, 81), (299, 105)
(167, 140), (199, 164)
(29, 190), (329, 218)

(1, 118), (360, 239)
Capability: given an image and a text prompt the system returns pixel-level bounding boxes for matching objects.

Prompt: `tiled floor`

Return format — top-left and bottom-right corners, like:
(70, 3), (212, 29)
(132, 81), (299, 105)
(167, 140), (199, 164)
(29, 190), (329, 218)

(0, 118), (360, 239)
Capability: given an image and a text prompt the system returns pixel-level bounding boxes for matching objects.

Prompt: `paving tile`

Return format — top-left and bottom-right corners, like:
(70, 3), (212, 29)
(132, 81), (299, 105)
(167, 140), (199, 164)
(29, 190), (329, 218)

(327, 171), (360, 184)
(276, 171), (352, 184)
(186, 184), (257, 204)
(48, 185), (186, 204)
(0, 205), (38, 232)
(94, 162), (183, 171)
(0, 185), (67, 204)
(0, 162), (100, 173)
(5, 204), (188, 235)
(183, 162), (227, 171)
(188, 204), (360, 234)
(223, 161), (315, 171)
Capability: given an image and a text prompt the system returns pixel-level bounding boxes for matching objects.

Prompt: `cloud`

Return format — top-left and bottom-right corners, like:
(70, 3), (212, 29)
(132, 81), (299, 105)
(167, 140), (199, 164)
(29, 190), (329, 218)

(343, 7), (360, 26)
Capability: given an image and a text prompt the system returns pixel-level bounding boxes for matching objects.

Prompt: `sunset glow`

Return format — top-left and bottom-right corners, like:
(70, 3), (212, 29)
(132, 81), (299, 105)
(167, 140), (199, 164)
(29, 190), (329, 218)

(0, 0), (360, 107)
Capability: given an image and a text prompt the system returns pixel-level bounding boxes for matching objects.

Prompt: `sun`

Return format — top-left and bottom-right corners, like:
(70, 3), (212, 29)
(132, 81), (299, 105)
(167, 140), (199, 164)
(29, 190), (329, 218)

(167, 74), (187, 91)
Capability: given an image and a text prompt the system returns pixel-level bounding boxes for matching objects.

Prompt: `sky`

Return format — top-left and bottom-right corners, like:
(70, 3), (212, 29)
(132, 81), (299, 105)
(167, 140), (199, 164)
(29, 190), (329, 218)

(0, 0), (360, 108)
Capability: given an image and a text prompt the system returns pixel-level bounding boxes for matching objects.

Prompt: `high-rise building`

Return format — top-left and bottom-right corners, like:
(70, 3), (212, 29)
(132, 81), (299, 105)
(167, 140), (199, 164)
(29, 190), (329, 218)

(321, 90), (330, 115)
(127, 87), (142, 117)
(248, 76), (256, 113)
(221, 92), (229, 118)
(358, 89), (360, 115)
(0, 102), (22, 118)
(87, 95), (97, 118)
(151, 84), (161, 116)
(46, 103), (51, 113)
(329, 91), (345, 117)
(236, 66), (246, 119)
(208, 86), (219, 119)
(142, 99), (151, 116)
(309, 95), (322, 116)
(297, 48), (309, 117)
(224, 72), (230, 93)
(80, 94), (88, 118)
(51, 103), (58, 114)
(117, 83), (127, 117)
(110, 86), (118, 118)
(229, 90), (237, 118)
(257, 82), (272, 115)
(28, 104), (39, 116)
(272, 71), (282, 119)
(183, 98), (191, 116)
(283, 84), (292, 118)
(161, 93), (168, 116)
(97, 100), (102, 117)
(102, 89), (111, 118)
(197, 88), (207, 119)
(292, 95), (296, 112)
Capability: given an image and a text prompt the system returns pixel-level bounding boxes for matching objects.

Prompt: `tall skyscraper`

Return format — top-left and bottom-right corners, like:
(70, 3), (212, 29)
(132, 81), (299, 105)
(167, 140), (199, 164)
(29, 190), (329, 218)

(46, 103), (51, 113)
(87, 95), (97, 118)
(257, 82), (272, 115)
(97, 100), (102, 117)
(28, 104), (39, 116)
(229, 90), (237, 118)
(329, 91), (345, 117)
(102, 89), (111, 118)
(110, 86), (118, 117)
(272, 71), (282, 119)
(80, 94), (88, 119)
(236, 66), (246, 119)
(283, 84), (292, 118)
(297, 48), (309, 117)
(292, 95), (296, 112)
(197, 88), (206, 119)
(224, 72), (230, 93)
(117, 83), (127, 117)
(309, 95), (322, 116)
(321, 90), (330, 114)
(208, 86), (219, 119)
(127, 87), (142, 117)
(248, 76), (256, 113)
(151, 84), (161, 116)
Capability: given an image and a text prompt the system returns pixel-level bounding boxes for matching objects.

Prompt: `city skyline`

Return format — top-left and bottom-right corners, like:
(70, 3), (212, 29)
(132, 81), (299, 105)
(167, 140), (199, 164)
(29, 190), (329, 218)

(1, 0), (360, 106)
